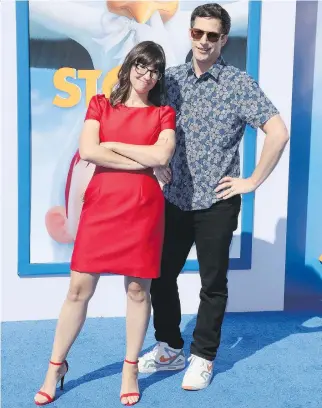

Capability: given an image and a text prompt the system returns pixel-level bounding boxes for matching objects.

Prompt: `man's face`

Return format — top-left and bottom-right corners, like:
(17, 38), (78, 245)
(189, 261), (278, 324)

(190, 17), (227, 65)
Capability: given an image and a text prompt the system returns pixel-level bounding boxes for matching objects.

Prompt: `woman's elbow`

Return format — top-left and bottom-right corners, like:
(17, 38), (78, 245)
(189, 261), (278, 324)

(159, 153), (172, 166)
(158, 156), (169, 167)
(158, 146), (175, 166)
(79, 146), (93, 161)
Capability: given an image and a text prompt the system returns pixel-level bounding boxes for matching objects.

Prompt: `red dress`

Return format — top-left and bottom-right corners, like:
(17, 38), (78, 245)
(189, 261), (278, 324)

(70, 95), (176, 278)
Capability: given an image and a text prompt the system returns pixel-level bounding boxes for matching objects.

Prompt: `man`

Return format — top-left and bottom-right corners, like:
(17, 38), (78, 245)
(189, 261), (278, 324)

(138, 3), (289, 390)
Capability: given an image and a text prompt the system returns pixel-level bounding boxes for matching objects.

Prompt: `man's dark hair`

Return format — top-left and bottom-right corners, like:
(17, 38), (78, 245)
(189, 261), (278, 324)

(191, 3), (231, 35)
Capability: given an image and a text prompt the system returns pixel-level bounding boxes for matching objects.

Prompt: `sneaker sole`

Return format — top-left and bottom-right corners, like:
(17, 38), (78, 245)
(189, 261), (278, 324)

(182, 384), (209, 391)
(138, 363), (185, 374)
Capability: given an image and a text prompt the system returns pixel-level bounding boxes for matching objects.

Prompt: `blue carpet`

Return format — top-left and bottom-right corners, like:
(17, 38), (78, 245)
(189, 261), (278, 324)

(2, 312), (322, 408)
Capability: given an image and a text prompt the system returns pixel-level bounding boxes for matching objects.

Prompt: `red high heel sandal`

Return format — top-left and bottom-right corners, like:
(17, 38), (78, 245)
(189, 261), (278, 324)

(120, 359), (140, 406)
(34, 360), (69, 406)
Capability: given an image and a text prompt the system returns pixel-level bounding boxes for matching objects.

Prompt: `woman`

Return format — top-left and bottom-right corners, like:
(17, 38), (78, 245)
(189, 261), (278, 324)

(34, 41), (176, 407)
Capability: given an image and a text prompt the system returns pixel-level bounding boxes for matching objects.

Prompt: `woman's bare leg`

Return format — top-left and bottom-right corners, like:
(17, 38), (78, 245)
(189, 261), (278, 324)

(34, 271), (100, 404)
(120, 277), (151, 405)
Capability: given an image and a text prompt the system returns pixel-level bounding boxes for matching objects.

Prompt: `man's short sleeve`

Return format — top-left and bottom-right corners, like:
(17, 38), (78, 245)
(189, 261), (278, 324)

(236, 73), (279, 129)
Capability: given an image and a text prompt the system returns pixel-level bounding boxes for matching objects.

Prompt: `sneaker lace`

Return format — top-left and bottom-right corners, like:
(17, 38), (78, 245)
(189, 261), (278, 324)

(144, 343), (160, 360)
(187, 355), (209, 372)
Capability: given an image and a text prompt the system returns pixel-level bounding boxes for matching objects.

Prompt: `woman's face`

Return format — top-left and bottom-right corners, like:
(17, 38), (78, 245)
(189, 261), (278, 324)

(129, 62), (160, 95)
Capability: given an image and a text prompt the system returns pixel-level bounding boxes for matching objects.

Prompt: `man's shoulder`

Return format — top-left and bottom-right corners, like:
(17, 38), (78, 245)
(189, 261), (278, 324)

(165, 63), (189, 79)
(224, 65), (258, 85)
(221, 64), (251, 81)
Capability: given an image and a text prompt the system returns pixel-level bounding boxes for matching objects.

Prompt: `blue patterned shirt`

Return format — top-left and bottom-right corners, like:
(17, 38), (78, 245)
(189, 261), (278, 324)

(163, 57), (279, 211)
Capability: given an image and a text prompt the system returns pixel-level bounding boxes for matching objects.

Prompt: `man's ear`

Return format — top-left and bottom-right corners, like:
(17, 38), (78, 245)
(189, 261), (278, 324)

(221, 34), (228, 47)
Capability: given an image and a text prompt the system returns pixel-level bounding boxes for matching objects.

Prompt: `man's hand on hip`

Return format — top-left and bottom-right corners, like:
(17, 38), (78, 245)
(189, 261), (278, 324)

(215, 176), (256, 200)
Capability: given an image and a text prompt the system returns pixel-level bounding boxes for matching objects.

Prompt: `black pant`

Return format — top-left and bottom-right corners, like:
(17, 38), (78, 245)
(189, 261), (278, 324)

(150, 196), (241, 361)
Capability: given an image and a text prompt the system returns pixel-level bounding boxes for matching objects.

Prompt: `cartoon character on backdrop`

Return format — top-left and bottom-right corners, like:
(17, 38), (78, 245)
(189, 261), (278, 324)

(29, 0), (249, 255)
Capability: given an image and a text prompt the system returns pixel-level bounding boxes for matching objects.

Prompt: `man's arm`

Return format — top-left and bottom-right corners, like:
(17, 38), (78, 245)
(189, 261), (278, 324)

(79, 120), (148, 170)
(249, 114), (289, 188)
(216, 73), (289, 199)
(216, 114), (289, 199)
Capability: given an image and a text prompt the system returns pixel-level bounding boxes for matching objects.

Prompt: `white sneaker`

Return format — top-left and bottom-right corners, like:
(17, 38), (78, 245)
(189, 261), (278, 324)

(181, 354), (214, 390)
(138, 342), (186, 373)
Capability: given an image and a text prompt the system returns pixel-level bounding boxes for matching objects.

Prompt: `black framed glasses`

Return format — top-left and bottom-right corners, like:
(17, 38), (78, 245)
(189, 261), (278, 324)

(134, 63), (162, 81)
(190, 28), (223, 43)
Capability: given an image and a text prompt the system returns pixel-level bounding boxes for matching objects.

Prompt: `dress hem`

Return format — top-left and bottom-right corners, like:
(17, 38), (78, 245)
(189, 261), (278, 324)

(71, 266), (160, 279)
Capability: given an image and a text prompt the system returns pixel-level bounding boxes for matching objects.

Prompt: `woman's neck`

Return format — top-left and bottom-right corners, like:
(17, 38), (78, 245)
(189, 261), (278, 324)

(125, 89), (150, 107)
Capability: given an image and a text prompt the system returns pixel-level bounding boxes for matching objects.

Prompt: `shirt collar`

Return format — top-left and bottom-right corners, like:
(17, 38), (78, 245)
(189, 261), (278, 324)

(187, 55), (226, 80)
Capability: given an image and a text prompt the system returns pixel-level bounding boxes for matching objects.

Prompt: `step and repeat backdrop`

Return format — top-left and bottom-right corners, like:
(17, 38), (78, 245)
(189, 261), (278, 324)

(284, 1), (322, 311)
(1, 0), (321, 321)
(17, 0), (258, 275)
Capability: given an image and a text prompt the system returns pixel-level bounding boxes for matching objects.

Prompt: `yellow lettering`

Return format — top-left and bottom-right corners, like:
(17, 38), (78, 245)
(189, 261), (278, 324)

(52, 67), (122, 108)
(102, 65), (121, 98)
(53, 68), (81, 108)
(78, 70), (102, 106)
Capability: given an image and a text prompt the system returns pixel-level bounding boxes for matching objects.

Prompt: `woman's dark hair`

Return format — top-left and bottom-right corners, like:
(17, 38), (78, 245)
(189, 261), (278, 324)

(110, 41), (166, 107)
(191, 3), (231, 35)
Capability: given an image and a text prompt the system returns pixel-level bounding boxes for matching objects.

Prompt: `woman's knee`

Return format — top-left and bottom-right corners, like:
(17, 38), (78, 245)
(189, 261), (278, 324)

(127, 281), (149, 303)
(67, 282), (95, 303)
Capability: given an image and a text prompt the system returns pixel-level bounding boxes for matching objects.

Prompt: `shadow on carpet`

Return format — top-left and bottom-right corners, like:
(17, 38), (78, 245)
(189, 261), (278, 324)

(1, 312), (322, 408)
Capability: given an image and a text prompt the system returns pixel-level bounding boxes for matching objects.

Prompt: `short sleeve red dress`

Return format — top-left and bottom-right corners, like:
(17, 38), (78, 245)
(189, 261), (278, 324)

(70, 95), (176, 278)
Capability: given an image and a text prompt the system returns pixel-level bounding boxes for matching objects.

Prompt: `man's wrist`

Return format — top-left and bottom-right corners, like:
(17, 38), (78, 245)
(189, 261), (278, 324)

(248, 176), (258, 191)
